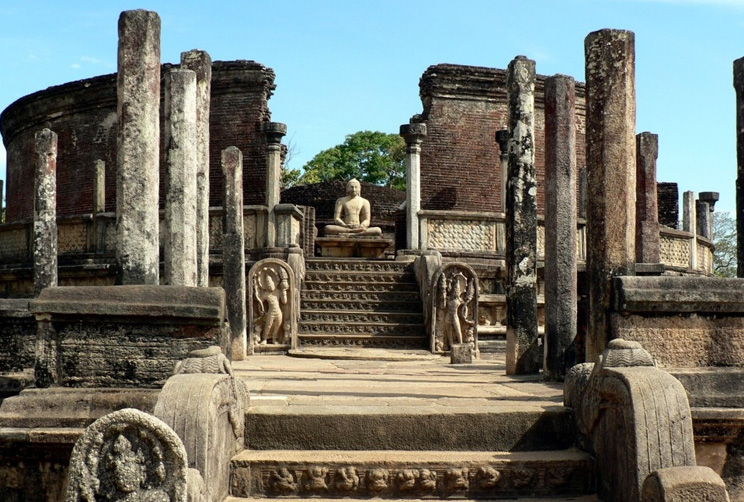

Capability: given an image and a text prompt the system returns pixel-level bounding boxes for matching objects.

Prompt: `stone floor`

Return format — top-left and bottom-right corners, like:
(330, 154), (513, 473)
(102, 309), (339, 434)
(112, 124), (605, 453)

(232, 349), (564, 410)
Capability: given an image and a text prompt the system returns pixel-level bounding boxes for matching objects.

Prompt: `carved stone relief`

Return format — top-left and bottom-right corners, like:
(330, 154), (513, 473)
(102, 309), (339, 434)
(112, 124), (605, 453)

(430, 263), (479, 354)
(248, 258), (296, 348)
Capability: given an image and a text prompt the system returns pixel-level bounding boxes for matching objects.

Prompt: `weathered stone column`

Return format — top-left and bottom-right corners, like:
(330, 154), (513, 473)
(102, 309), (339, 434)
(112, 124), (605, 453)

(696, 200), (710, 239)
(400, 122), (427, 249)
(116, 9), (161, 285)
(635, 132), (660, 263)
(544, 75), (577, 381)
(34, 129), (58, 297)
(584, 29), (637, 361)
(222, 147), (247, 359)
(495, 130), (509, 213)
(699, 191), (719, 239)
(505, 56), (539, 375)
(261, 122), (287, 248)
(163, 68), (198, 286)
(94, 160), (106, 214)
(735, 58), (744, 277)
(683, 190), (697, 270)
(579, 167), (588, 220)
(181, 49), (212, 287)
(0, 180), (4, 219)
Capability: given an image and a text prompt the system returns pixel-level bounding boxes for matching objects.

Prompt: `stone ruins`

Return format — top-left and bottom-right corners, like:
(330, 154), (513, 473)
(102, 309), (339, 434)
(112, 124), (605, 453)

(0, 8), (741, 502)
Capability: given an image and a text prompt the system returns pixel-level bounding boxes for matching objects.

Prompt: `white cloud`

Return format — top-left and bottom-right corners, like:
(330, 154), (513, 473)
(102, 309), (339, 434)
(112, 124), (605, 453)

(71, 63), (81, 69)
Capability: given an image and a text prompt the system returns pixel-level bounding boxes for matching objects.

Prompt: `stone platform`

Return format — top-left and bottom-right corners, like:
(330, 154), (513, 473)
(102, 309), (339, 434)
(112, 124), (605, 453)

(315, 236), (393, 258)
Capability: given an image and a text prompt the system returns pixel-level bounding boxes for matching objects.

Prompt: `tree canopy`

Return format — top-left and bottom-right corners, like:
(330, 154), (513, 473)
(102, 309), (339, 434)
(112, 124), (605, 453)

(282, 130), (406, 190)
(713, 211), (736, 277)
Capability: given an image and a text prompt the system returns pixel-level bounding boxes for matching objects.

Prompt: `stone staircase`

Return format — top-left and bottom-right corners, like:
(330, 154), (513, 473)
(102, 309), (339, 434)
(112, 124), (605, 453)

(296, 259), (427, 349)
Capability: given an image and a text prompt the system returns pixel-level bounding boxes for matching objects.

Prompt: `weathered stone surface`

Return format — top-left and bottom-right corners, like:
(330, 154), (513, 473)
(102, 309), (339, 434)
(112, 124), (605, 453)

(636, 132), (661, 263)
(116, 9), (161, 285)
(614, 276), (744, 313)
(565, 339), (696, 502)
(262, 122), (287, 248)
(249, 258), (296, 349)
(164, 68), (198, 287)
(34, 128), (58, 297)
(65, 408), (189, 502)
(544, 74), (577, 381)
(584, 29), (637, 360)
(450, 343), (473, 364)
(29, 285), (226, 388)
(735, 57), (744, 277)
(698, 200), (711, 239)
(400, 123), (427, 250)
(505, 55), (539, 375)
(642, 466), (730, 501)
(221, 146), (247, 360)
(430, 263), (478, 354)
(495, 129), (509, 214)
(0, 299), (34, 375)
(154, 347), (248, 502)
(180, 49), (212, 288)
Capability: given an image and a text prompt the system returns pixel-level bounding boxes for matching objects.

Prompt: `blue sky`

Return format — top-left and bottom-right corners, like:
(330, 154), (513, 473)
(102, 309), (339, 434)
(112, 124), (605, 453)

(1, 0), (743, 213)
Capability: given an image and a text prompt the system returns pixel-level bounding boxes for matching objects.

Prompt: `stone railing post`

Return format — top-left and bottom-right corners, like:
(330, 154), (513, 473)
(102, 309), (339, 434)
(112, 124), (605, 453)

(116, 9), (161, 285)
(222, 147), (248, 359)
(34, 129), (58, 297)
(544, 74), (577, 381)
(683, 190), (697, 270)
(699, 191), (719, 240)
(163, 68), (198, 286)
(505, 56), (539, 375)
(495, 130), (509, 214)
(181, 49), (212, 287)
(697, 200), (710, 239)
(584, 29), (637, 360)
(635, 132), (660, 263)
(262, 122), (287, 248)
(400, 122), (427, 250)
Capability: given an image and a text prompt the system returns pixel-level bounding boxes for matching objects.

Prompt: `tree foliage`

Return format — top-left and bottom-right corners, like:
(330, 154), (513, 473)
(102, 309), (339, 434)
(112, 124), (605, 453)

(282, 131), (406, 190)
(713, 211), (736, 277)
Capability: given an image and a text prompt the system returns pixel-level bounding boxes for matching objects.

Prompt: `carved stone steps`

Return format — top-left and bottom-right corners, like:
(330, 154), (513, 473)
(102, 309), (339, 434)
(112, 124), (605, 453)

(304, 271), (416, 284)
(229, 449), (596, 499)
(295, 334), (427, 349)
(305, 259), (413, 274)
(302, 281), (420, 293)
(298, 321), (425, 338)
(301, 291), (421, 303)
(301, 298), (422, 312)
(226, 497), (599, 502)
(301, 310), (424, 325)
(245, 405), (574, 452)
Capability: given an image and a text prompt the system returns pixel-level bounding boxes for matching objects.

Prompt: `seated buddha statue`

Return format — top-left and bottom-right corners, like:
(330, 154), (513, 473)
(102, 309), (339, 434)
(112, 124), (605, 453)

(323, 179), (382, 237)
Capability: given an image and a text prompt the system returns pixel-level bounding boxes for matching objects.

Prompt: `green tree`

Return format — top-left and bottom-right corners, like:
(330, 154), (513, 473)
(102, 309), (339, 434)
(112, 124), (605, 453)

(713, 211), (736, 277)
(284, 131), (406, 190)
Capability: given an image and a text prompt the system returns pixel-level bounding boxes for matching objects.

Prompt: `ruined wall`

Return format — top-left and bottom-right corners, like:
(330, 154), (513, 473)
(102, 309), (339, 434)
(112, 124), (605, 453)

(657, 182), (679, 229)
(0, 60), (275, 222)
(417, 64), (586, 214)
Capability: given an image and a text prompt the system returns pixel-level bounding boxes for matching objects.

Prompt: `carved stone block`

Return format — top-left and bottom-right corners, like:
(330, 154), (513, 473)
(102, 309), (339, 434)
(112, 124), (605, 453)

(248, 258), (297, 349)
(430, 263), (478, 355)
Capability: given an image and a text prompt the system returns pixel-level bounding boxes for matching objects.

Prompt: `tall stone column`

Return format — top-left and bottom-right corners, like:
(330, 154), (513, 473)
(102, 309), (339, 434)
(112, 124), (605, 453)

(543, 75), (577, 381)
(696, 200), (710, 239)
(735, 58), (744, 276)
(635, 132), (660, 263)
(505, 56), (539, 375)
(699, 191), (719, 240)
(584, 29), (637, 361)
(181, 49), (212, 287)
(261, 122), (287, 248)
(222, 147), (247, 359)
(400, 122), (427, 249)
(94, 160), (106, 214)
(163, 68), (198, 286)
(683, 190), (697, 270)
(34, 129), (58, 297)
(116, 10), (161, 285)
(495, 130), (509, 214)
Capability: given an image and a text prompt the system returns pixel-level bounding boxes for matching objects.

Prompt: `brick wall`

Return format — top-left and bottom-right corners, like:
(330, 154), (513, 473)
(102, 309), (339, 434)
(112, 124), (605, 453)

(1, 61), (275, 222)
(657, 182), (679, 229)
(416, 64), (586, 215)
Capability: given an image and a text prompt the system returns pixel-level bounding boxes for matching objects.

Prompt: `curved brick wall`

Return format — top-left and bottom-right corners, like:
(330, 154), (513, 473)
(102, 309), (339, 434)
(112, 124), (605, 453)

(417, 64), (586, 214)
(0, 60), (275, 222)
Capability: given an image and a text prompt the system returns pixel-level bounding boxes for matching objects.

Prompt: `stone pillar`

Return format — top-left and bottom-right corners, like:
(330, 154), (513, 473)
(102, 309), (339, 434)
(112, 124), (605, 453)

(94, 160), (106, 214)
(116, 10), (161, 285)
(261, 122), (287, 248)
(697, 200), (710, 239)
(699, 191), (719, 239)
(34, 129), (58, 297)
(735, 58), (744, 277)
(579, 167), (588, 220)
(544, 75), (577, 381)
(495, 130), (509, 213)
(635, 132), (660, 263)
(400, 122), (427, 249)
(163, 68), (198, 286)
(181, 49), (212, 287)
(584, 29), (637, 361)
(222, 147), (247, 359)
(683, 190), (697, 270)
(505, 56), (539, 375)
(0, 179), (4, 220)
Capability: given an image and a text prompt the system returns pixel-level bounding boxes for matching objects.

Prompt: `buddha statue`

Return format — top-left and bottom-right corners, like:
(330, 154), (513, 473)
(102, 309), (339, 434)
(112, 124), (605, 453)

(324, 179), (382, 237)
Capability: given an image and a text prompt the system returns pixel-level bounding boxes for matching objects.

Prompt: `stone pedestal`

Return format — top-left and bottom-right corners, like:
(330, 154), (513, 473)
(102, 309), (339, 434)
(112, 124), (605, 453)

(316, 237), (392, 258)
(450, 343), (474, 364)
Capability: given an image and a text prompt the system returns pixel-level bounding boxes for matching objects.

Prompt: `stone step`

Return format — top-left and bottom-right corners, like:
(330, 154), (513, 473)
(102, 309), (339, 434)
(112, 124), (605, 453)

(304, 270), (416, 284)
(245, 405), (574, 452)
(296, 334), (428, 349)
(301, 310), (424, 325)
(230, 449), (596, 499)
(226, 497), (599, 502)
(302, 280), (419, 293)
(298, 321), (425, 338)
(301, 291), (421, 303)
(305, 259), (413, 274)
(301, 298), (423, 312)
